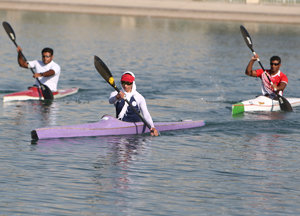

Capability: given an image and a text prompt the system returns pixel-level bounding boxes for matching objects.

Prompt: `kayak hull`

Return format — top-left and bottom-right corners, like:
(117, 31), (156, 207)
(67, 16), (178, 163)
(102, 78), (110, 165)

(3, 87), (79, 102)
(32, 115), (205, 140)
(232, 95), (300, 115)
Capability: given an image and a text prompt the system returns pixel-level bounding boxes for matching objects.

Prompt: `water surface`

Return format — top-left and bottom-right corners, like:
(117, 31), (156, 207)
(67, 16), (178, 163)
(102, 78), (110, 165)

(1, 10), (300, 215)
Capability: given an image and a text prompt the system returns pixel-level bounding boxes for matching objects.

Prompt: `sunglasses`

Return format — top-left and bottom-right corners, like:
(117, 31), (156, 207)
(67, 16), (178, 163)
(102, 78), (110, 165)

(121, 81), (133, 85)
(270, 63), (280, 66)
(42, 55), (51, 58)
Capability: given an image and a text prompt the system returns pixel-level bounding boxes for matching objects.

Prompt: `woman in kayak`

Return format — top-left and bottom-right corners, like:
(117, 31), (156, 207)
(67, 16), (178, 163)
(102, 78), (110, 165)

(245, 54), (288, 99)
(17, 46), (61, 92)
(109, 71), (159, 136)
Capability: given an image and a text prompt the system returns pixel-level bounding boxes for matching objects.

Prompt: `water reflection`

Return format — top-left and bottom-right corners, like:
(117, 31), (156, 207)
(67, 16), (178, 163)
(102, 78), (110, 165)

(244, 133), (284, 160)
(0, 9), (299, 215)
(94, 135), (150, 206)
(242, 133), (287, 211)
(233, 111), (287, 121)
(106, 136), (148, 165)
(2, 100), (59, 126)
(35, 135), (150, 194)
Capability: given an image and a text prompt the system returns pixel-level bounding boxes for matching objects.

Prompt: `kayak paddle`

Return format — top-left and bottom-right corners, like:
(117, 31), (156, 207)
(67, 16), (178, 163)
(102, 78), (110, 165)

(2, 21), (53, 100)
(94, 55), (152, 130)
(240, 25), (292, 112)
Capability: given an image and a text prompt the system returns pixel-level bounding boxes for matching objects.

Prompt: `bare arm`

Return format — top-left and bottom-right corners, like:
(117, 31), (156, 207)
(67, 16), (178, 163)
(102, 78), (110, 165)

(33, 69), (55, 78)
(273, 82), (287, 93)
(245, 54), (259, 77)
(17, 46), (28, 68)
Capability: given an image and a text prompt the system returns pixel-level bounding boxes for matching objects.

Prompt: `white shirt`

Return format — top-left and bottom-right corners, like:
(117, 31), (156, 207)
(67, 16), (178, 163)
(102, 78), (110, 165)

(109, 90), (155, 128)
(28, 60), (61, 92)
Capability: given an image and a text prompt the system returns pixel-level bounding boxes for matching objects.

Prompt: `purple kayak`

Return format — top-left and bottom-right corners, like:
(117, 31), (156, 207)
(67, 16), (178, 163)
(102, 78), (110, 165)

(32, 115), (205, 140)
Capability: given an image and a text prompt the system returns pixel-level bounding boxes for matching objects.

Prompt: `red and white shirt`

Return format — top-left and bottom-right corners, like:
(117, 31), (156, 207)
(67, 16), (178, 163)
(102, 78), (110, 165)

(256, 69), (288, 96)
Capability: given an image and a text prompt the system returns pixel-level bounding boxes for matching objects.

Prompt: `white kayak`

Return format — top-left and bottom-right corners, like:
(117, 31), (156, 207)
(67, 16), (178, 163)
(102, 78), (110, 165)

(232, 95), (300, 115)
(3, 86), (79, 102)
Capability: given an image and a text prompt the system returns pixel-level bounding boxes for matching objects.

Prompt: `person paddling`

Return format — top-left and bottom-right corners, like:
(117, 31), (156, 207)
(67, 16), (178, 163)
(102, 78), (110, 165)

(17, 46), (61, 92)
(109, 71), (159, 136)
(245, 54), (288, 99)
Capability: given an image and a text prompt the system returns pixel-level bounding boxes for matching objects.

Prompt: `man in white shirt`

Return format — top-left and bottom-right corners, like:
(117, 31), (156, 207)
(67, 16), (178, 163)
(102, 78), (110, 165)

(17, 46), (61, 92)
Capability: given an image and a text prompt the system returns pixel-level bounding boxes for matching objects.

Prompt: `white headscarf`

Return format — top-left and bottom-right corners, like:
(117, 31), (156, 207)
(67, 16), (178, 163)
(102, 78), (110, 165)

(118, 71), (137, 120)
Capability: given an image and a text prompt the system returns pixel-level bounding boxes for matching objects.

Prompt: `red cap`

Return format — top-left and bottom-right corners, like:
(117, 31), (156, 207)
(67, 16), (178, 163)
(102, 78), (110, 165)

(121, 73), (135, 83)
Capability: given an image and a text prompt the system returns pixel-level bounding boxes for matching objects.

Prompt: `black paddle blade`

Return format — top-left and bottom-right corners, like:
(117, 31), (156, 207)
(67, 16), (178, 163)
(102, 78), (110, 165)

(40, 84), (54, 100)
(2, 21), (16, 42)
(94, 55), (117, 89)
(240, 25), (254, 51)
(278, 95), (293, 112)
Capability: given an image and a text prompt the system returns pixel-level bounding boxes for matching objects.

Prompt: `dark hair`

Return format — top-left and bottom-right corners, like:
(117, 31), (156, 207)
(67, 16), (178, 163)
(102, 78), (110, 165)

(270, 56), (281, 64)
(41, 47), (54, 56)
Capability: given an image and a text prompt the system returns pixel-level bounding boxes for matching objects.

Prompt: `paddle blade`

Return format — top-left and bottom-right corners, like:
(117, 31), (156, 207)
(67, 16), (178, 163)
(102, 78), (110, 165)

(240, 25), (254, 51)
(94, 55), (117, 89)
(40, 84), (54, 100)
(2, 21), (16, 42)
(278, 95), (293, 112)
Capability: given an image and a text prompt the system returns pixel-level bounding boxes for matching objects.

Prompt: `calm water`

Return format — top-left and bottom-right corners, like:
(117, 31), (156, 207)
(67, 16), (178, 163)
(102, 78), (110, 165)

(1, 10), (300, 215)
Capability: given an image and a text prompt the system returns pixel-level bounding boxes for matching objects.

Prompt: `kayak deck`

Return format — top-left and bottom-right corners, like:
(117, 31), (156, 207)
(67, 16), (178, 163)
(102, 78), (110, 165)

(3, 87), (79, 102)
(232, 95), (300, 115)
(32, 115), (205, 140)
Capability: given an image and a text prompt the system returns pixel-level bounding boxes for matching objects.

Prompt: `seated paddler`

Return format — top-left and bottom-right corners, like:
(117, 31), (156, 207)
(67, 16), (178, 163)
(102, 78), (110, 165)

(245, 54), (288, 99)
(109, 71), (159, 136)
(17, 46), (61, 92)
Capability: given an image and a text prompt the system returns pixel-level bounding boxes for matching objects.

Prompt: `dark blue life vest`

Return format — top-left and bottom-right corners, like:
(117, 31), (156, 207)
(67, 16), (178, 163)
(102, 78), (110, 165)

(115, 96), (141, 122)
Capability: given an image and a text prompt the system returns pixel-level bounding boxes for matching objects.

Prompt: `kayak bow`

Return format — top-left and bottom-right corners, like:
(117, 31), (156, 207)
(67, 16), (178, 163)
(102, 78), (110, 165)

(31, 115), (205, 140)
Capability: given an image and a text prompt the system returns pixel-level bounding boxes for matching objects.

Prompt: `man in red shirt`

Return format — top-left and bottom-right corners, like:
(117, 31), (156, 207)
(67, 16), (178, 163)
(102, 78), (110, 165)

(245, 54), (288, 98)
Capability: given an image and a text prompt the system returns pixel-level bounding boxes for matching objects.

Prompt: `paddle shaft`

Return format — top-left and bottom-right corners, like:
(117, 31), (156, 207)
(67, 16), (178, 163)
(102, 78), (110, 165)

(16, 43), (54, 99)
(241, 25), (274, 85)
(249, 50), (274, 86)
(11, 40), (44, 87)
